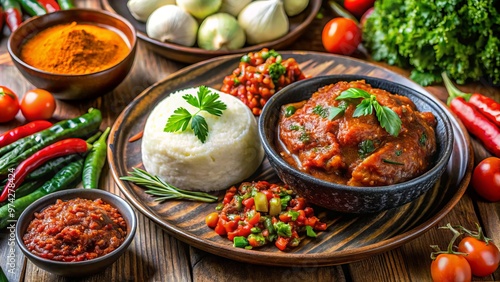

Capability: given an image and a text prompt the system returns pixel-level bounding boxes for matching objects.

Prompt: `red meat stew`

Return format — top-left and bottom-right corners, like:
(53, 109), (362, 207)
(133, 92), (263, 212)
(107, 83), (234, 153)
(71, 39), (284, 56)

(278, 80), (437, 186)
(23, 198), (127, 262)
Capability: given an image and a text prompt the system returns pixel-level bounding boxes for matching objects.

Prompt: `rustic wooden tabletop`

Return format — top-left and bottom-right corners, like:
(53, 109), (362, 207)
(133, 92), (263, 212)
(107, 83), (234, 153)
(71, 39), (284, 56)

(1, 0), (499, 281)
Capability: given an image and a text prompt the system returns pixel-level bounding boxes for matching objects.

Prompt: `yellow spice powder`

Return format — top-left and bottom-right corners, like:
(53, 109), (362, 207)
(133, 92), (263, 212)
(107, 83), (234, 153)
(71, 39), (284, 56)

(20, 22), (130, 75)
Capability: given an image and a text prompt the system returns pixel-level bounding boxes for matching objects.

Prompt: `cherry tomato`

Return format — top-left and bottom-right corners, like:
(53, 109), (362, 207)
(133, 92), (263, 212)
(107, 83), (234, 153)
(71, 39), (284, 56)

(321, 18), (362, 56)
(20, 89), (56, 121)
(343, 0), (375, 18)
(457, 236), (500, 277)
(0, 86), (20, 123)
(471, 157), (500, 202)
(205, 212), (219, 229)
(431, 254), (472, 282)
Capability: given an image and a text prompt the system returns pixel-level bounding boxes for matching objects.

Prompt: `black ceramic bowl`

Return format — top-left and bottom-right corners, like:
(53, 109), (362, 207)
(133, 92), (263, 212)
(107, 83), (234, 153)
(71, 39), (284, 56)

(15, 189), (137, 277)
(258, 75), (454, 213)
(8, 9), (137, 100)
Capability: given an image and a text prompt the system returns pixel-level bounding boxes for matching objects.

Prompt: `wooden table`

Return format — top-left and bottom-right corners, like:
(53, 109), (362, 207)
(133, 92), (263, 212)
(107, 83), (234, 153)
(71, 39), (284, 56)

(1, 1), (499, 281)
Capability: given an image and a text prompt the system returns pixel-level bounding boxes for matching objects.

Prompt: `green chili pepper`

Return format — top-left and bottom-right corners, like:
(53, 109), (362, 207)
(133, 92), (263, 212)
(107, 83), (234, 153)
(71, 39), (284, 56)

(0, 108), (101, 175)
(56, 0), (74, 9)
(254, 192), (268, 212)
(18, 0), (46, 16)
(13, 179), (46, 199)
(82, 127), (110, 189)
(233, 236), (249, 248)
(0, 159), (83, 229)
(0, 265), (7, 282)
(269, 197), (281, 216)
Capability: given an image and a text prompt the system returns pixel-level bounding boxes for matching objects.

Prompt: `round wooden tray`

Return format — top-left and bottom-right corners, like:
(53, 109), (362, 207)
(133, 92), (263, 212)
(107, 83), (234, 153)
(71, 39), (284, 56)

(108, 52), (473, 267)
(101, 0), (321, 63)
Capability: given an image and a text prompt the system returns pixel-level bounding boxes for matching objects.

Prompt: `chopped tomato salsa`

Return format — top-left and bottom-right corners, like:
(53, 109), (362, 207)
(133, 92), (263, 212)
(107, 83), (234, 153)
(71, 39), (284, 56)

(23, 198), (127, 262)
(207, 181), (327, 251)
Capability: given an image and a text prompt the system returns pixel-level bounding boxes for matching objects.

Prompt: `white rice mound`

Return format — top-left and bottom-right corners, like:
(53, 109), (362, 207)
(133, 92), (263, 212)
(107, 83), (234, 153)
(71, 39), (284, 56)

(141, 86), (265, 191)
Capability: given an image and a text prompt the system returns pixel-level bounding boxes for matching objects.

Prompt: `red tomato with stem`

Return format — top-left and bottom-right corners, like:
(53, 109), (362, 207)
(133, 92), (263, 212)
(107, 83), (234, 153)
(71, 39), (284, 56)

(431, 253), (472, 282)
(472, 157), (500, 202)
(458, 236), (500, 277)
(322, 17), (362, 56)
(343, 0), (375, 18)
(20, 89), (56, 121)
(0, 86), (20, 123)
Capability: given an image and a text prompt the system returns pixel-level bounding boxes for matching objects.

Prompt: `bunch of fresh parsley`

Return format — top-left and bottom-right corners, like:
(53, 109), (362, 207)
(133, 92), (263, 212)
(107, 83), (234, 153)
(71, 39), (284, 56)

(363, 0), (500, 86)
(164, 86), (227, 143)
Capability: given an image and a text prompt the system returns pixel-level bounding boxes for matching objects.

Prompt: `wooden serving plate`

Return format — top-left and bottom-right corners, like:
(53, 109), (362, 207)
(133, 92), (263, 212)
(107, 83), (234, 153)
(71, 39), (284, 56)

(108, 52), (473, 267)
(101, 0), (321, 63)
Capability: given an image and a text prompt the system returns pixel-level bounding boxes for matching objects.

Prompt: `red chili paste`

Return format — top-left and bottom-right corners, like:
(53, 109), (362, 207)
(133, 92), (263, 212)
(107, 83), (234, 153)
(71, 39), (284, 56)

(23, 198), (127, 262)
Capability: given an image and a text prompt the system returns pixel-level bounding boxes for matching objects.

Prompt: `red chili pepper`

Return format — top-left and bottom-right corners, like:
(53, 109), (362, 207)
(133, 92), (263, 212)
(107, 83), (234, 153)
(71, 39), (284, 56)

(0, 120), (53, 148)
(0, 138), (91, 202)
(37, 0), (59, 12)
(449, 97), (500, 157)
(0, 6), (4, 31)
(443, 72), (500, 127)
(1, 0), (23, 31)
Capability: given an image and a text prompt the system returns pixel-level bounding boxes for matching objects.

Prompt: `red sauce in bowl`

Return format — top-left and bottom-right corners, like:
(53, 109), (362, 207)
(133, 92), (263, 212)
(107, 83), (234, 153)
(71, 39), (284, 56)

(23, 198), (127, 262)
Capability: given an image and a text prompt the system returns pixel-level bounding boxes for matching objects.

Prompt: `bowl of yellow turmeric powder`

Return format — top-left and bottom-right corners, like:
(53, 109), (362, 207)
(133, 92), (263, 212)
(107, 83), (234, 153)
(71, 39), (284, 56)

(8, 9), (137, 100)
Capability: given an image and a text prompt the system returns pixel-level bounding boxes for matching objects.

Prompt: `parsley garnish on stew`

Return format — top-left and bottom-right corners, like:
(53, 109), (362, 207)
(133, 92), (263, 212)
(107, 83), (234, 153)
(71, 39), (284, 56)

(164, 86), (227, 143)
(336, 88), (402, 137)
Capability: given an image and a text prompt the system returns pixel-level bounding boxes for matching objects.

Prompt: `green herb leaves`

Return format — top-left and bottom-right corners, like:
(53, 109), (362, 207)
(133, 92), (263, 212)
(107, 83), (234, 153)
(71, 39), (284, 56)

(164, 86), (227, 143)
(337, 88), (402, 137)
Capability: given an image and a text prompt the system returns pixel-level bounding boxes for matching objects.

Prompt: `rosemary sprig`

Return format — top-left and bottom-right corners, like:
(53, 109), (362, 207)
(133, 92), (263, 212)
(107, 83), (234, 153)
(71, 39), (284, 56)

(120, 168), (218, 203)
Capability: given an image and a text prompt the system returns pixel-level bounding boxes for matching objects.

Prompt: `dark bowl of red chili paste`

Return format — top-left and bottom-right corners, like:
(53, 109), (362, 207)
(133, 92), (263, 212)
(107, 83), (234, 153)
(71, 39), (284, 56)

(258, 75), (454, 213)
(15, 189), (137, 277)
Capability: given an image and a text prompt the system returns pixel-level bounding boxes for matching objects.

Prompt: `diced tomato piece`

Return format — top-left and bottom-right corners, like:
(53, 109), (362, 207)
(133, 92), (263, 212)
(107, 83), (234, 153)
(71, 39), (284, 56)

(248, 237), (260, 247)
(306, 216), (318, 227)
(246, 211), (261, 226)
(261, 190), (273, 200)
(214, 221), (227, 235)
(275, 237), (289, 251)
(279, 213), (291, 223)
(315, 222), (327, 231)
(292, 198), (306, 211)
(242, 197), (254, 209)
(304, 207), (314, 217)
(223, 220), (238, 233)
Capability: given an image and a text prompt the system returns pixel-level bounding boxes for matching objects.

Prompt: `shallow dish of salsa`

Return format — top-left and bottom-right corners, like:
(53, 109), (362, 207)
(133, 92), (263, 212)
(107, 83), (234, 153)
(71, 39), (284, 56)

(15, 189), (137, 277)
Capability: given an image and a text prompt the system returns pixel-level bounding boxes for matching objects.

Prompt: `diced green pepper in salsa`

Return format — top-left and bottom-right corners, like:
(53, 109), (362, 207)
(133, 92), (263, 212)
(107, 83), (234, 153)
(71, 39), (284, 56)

(207, 181), (327, 251)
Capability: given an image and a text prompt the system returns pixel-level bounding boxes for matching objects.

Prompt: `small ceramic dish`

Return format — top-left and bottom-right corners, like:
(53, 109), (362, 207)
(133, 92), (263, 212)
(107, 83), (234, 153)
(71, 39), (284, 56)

(15, 189), (137, 277)
(8, 8), (137, 100)
(258, 75), (454, 213)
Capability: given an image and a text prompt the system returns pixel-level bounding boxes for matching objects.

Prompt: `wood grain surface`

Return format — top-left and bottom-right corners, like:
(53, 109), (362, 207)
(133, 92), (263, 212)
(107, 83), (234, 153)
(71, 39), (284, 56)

(0, 0), (499, 281)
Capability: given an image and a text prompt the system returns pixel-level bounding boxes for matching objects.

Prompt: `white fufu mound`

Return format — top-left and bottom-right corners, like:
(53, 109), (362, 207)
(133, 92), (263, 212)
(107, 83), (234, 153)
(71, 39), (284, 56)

(141, 86), (264, 191)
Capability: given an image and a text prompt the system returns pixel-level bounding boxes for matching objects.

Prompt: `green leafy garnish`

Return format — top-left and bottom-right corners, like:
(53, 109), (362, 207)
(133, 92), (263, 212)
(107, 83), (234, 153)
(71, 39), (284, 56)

(313, 105), (329, 118)
(306, 225), (317, 238)
(120, 168), (218, 203)
(358, 140), (376, 158)
(164, 86), (227, 143)
(419, 133), (427, 146)
(328, 101), (348, 120)
(337, 88), (402, 137)
(395, 150), (402, 156)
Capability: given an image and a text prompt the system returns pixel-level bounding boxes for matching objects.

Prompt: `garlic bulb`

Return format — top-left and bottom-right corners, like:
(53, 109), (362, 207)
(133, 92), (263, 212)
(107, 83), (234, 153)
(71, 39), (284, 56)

(176, 0), (222, 20)
(219, 0), (252, 17)
(146, 5), (199, 47)
(127, 0), (175, 22)
(238, 0), (289, 45)
(283, 0), (309, 17)
(198, 13), (246, 50)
